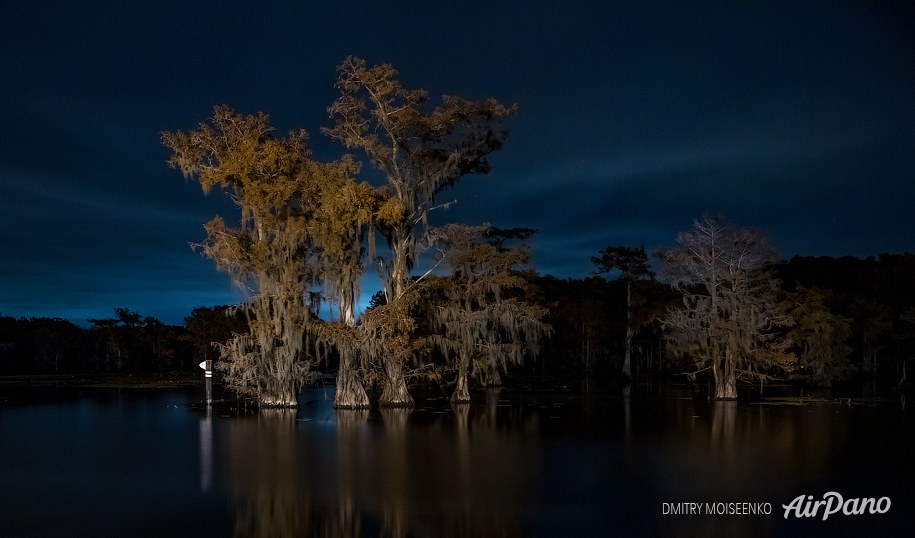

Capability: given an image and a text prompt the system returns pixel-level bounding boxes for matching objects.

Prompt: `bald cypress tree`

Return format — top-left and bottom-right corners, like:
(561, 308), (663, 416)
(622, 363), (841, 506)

(312, 175), (403, 409)
(592, 245), (653, 379)
(164, 106), (344, 406)
(659, 215), (793, 399)
(324, 57), (517, 406)
(425, 224), (549, 403)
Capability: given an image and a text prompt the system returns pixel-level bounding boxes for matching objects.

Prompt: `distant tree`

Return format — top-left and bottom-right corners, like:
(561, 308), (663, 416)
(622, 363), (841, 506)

(86, 308), (146, 371)
(592, 245), (654, 379)
(850, 299), (893, 378)
(778, 253), (915, 382)
(898, 307), (915, 388)
(27, 318), (80, 372)
(658, 214), (793, 399)
(484, 226), (537, 252)
(425, 224), (549, 402)
(139, 316), (176, 371)
(787, 286), (854, 387)
(323, 56), (517, 406)
(88, 309), (128, 371)
(183, 305), (249, 368)
(533, 275), (619, 372)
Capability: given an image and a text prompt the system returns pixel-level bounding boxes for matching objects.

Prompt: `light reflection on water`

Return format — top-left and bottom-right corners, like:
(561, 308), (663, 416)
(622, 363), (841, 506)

(214, 390), (542, 537)
(1, 382), (913, 536)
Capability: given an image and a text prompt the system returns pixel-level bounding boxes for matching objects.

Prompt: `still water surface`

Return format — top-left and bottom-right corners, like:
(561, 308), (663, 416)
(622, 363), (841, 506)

(1, 381), (913, 537)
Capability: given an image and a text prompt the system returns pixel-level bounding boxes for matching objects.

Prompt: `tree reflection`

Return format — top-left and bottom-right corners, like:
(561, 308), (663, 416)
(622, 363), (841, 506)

(710, 400), (736, 453)
(209, 392), (541, 537)
(225, 409), (318, 537)
(199, 406), (213, 491)
(379, 408), (411, 537)
(335, 409), (369, 537)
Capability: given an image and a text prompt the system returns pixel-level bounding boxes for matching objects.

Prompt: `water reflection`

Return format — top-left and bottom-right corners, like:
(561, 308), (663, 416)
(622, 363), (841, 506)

(2, 382), (912, 536)
(199, 406), (213, 491)
(212, 390), (541, 537)
(183, 383), (915, 537)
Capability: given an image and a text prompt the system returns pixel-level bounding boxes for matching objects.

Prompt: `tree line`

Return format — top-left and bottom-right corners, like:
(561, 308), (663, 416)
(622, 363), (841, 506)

(2, 248), (913, 399)
(0, 305), (245, 375)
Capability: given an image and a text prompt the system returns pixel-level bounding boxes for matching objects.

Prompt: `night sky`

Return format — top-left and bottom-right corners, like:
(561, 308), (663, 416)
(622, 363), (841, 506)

(2, 1), (913, 325)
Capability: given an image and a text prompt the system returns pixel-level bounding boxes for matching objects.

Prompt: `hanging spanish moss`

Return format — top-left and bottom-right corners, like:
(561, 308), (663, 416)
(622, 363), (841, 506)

(311, 171), (402, 408)
(355, 291), (435, 407)
(425, 224), (550, 403)
(163, 106), (326, 407)
(325, 57), (516, 406)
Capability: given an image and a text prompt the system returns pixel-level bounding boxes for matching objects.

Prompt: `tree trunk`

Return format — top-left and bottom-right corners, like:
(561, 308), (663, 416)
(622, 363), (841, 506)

(451, 373), (470, 404)
(334, 286), (369, 409)
(390, 235), (410, 302)
(452, 354), (471, 403)
(713, 357), (738, 400)
(258, 348), (299, 407)
(379, 360), (413, 407)
(259, 388), (298, 407)
(376, 235), (415, 408)
(334, 364), (370, 409)
(480, 365), (502, 387)
(622, 279), (633, 380)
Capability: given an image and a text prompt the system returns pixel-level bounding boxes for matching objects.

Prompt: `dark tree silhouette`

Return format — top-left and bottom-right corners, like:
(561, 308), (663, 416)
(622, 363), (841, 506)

(592, 245), (653, 379)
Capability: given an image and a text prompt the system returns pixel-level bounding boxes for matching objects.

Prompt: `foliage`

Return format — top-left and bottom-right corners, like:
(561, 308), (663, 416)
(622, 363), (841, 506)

(323, 56), (517, 302)
(787, 286), (854, 386)
(163, 106), (334, 406)
(659, 214), (794, 399)
(322, 57), (517, 405)
(183, 305), (249, 364)
(778, 254), (915, 383)
(592, 245), (655, 379)
(424, 224), (549, 401)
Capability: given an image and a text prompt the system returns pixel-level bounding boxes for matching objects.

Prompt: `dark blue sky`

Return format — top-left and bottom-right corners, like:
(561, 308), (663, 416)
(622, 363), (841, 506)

(2, 1), (913, 325)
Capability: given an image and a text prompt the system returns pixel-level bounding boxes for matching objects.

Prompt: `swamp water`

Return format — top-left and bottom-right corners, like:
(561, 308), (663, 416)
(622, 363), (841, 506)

(1, 380), (913, 537)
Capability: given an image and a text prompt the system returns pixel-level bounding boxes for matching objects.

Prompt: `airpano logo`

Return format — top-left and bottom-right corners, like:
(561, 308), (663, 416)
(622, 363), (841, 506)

(782, 491), (891, 520)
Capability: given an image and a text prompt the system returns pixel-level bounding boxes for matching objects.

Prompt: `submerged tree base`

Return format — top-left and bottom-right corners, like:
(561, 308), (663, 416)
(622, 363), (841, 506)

(379, 378), (414, 407)
(714, 376), (738, 400)
(334, 373), (370, 409)
(259, 392), (299, 408)
(479, 369), (503, 388)
(451, 374), (471, 404)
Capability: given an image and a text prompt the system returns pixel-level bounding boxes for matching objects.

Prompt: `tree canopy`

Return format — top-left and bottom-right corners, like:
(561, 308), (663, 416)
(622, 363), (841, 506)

(659, 214), (793, 399)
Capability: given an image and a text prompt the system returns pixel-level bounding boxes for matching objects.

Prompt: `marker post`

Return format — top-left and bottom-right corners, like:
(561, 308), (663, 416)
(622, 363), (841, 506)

(199, 359), (213, 405)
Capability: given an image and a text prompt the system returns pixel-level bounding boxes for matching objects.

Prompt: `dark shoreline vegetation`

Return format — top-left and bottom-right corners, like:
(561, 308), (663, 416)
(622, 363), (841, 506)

(2, 249), (914, 406)
(2, 249), (913, 409)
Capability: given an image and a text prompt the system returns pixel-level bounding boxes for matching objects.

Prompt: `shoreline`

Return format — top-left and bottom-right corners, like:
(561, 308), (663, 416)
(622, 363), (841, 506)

(0, 372), (203, 388)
